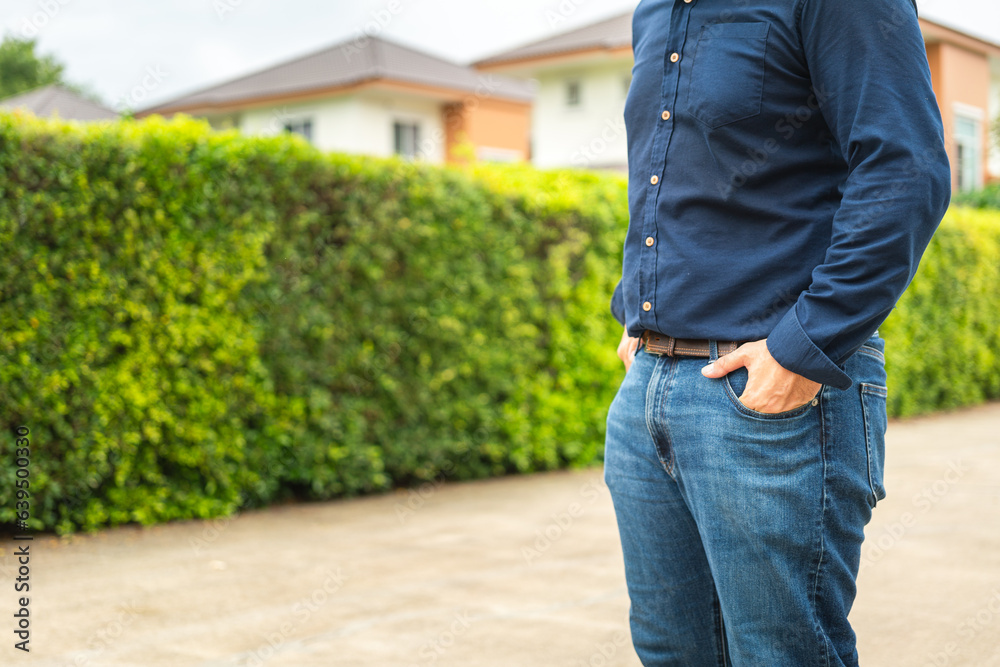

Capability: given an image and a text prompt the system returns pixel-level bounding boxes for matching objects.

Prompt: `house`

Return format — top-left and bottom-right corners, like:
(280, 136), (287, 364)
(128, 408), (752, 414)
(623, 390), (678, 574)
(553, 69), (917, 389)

(475, 10), (1000, 191)
(0, 84), (118, 121)
(922, 19), (1000, 191)
(475, 12), (632, 171)
(138, 36), (535, 165)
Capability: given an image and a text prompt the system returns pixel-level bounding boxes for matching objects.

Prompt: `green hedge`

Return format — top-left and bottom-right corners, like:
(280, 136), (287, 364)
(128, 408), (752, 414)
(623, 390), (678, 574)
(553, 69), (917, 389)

(0, 112), (626, 533)
(880, 207), (1000, 415)
(950, 183), (1000, 210)
(1, 112), (998, 533)
(0, 115), (287, 532)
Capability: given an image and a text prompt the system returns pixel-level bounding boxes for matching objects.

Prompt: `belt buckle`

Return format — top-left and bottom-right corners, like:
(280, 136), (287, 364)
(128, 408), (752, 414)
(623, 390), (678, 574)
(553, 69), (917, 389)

(642, 330), (675, 356)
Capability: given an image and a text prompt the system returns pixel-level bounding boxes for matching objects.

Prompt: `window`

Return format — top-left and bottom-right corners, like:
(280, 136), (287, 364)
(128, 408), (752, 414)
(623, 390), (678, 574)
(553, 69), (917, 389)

(394, 121), (421, 159)
(283, 119), (313, 143)
(954, 114), (981, 192)
(566, 79), (582, 107)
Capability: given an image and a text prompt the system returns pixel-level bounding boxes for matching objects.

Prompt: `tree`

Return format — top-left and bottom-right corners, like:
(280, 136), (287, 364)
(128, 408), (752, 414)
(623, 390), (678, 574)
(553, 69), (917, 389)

(0, 36), (66, 100)
(0, 36), (105, 107)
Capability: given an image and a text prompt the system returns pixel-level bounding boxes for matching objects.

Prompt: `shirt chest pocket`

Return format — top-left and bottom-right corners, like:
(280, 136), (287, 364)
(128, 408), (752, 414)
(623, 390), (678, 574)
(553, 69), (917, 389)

(685, 21), (770, 129)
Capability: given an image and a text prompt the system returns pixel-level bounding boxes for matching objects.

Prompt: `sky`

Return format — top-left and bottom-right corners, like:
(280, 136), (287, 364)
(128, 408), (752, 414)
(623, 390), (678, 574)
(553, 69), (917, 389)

(1, 0), (998, 111)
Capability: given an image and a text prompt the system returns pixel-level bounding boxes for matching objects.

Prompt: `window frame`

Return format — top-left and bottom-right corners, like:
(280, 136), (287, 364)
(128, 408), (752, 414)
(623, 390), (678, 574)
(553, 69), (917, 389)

(565, 79), (582, 108)
(393, 120), (422, 160)
(283, 117), (314, 143)
(953, 103), (984, 193)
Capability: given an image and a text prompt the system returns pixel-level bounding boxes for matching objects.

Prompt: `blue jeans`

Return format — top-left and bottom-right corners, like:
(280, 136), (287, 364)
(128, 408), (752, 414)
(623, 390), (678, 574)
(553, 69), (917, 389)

(603, 333), (888, 666)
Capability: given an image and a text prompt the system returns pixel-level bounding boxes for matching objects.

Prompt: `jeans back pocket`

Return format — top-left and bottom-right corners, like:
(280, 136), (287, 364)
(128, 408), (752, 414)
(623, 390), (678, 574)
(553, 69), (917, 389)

(686, 21), (769, 129)
(860, 383), (888, 507)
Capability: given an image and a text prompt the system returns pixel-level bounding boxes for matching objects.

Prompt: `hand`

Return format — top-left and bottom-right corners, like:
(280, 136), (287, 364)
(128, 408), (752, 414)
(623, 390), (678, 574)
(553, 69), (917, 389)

(617, 326), (642, 373)
(700, 340), (821, 414)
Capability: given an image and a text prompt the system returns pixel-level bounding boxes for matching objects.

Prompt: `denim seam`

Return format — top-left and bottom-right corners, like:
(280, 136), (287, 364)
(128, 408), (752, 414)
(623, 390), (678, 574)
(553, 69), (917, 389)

(643, 357), (660, 464)
(856, 346), (885, 364)
(811, 386), (833, 667)
(660, 361), (679, 478)
(860, 383), (889, 507)
(644, 356), (677, 478)
(713, 590), (728, 667)
(659, 360), (679, 478)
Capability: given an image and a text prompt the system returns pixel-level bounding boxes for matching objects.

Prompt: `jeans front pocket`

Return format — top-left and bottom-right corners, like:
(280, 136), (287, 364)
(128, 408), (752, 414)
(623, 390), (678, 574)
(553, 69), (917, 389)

(860, 383), (888, 507)
(686, 21), (769, 129)
(723, 366), (817, 420)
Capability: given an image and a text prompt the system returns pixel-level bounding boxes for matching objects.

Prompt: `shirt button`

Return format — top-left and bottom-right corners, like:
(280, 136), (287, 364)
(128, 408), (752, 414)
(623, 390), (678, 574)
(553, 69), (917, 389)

(684, 0), (693, 3)
(645, 236), (655, 246)
(643, 301), (652, 311)
(661, 110), (671, 121)
(650, 175), (659, 185)
(670, 53), (680, 63)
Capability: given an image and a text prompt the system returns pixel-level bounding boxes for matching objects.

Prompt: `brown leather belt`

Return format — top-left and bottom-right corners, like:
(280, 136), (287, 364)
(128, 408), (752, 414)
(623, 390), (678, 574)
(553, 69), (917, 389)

(639, 330), (746, 358)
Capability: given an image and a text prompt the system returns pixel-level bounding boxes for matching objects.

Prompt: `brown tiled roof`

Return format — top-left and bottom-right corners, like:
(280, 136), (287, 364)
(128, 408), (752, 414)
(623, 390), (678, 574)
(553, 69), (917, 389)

(141, 35), (535, 115)
(0, 84), (118, 120)
(475, 11), (633, 67)
(474, 11), (1000, 67)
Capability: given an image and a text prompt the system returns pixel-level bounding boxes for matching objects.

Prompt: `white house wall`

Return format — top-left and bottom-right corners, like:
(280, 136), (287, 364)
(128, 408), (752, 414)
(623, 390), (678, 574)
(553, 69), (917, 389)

(238, 97), (364, 153)
(235, 94), (445, 163)
(354, 95), (446, 163)
(531, 61), (632, 170)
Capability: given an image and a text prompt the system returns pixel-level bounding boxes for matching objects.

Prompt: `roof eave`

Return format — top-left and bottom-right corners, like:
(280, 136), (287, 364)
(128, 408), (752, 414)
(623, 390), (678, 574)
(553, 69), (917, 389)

(920, 17), (1000, 59)
(475, 44), (633, 74)
(136, 76), (531, 118)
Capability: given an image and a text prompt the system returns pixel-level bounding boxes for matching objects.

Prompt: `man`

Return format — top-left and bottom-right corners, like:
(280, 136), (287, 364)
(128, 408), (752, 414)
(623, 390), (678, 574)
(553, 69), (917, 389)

(604, 0), (951, 665)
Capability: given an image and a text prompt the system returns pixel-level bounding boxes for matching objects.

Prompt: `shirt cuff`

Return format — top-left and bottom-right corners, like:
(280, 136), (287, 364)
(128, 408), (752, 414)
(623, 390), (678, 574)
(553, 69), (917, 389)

(766, 304), (853, 390)
(610, 279), (626, 327)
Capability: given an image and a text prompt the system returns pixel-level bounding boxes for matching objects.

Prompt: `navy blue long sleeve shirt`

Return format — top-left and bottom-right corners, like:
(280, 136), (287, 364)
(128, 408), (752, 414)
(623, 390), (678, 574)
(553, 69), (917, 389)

(610, 0), (951, 390)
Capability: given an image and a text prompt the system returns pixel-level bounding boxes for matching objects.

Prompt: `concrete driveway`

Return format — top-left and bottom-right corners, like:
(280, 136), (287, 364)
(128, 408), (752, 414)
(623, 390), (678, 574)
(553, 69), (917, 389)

(3, 402), (1000, 666)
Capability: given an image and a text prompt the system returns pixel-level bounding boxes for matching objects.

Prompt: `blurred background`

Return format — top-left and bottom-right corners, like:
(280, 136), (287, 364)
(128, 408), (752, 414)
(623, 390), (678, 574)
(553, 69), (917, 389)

(1, 1), (999, 665)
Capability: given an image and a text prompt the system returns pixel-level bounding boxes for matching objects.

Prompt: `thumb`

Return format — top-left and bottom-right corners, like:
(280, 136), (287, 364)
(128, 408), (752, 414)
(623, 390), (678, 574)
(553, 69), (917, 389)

(701, 348), (747, 378)
(630, 335), (641, 357)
